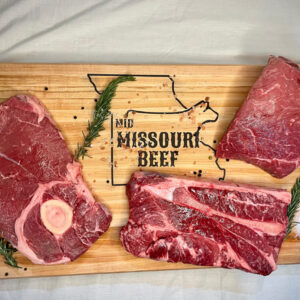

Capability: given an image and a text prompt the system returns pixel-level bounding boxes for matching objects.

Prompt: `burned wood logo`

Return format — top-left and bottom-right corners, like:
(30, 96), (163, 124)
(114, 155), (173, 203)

(88, 74), (226, 185)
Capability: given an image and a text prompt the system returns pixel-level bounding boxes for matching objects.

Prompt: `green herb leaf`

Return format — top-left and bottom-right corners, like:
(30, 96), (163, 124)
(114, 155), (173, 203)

(286, 178), (300, 237)
(74, 75), (135, 161)
(0, 237), (21, 268)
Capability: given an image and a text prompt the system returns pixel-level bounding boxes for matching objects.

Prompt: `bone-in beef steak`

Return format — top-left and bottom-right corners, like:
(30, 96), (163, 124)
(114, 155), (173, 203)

(0, 95), (112, 264)
(120, 171), (291, 275)
(216, 56), (300, 178)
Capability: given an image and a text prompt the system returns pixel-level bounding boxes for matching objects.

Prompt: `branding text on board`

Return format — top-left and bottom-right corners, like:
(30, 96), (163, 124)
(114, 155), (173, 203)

(116, 118), (201, 167)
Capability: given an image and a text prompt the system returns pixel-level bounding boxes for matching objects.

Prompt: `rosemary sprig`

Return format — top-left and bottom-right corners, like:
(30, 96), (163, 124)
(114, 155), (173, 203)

(286, 178), (300, 237)
(74, 75), (135, 161)
(0, 237), (20, 268)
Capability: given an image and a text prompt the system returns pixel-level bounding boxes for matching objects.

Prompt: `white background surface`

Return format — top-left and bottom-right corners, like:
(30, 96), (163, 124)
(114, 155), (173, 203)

(0, 0), (300, 299)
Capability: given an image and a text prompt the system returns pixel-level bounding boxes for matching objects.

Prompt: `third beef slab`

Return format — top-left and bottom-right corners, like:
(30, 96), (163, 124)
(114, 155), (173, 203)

(216, 56), (300, 178)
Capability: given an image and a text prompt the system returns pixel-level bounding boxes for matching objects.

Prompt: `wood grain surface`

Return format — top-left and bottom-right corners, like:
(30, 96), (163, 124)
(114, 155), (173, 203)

(0, 63), (299, 279)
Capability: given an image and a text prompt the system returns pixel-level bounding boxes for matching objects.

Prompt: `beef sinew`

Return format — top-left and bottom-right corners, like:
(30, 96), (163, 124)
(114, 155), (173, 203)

(120, 171), (291, 275)
(0, 95), (112, 264)
(216, 56), (300, 178)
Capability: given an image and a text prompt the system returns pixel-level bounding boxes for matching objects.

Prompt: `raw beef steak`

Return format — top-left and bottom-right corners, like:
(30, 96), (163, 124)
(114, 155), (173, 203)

(120, 171), (291, 275)
(216, 56), (300, 178)
(0, 95), (112, 264)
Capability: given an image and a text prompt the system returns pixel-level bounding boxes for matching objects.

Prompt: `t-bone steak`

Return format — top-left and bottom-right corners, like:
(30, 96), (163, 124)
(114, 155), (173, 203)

(216, 56), (300, 178)
(120, 171), (291, 275)
(0, 95), (112, 264)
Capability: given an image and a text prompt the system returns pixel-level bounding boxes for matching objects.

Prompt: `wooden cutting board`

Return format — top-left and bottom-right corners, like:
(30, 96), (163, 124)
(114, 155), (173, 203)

(0, 63), (299, 279)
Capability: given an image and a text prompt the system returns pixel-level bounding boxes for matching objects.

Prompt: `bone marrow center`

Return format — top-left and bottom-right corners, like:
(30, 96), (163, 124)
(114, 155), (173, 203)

(40, 200), (73, 235)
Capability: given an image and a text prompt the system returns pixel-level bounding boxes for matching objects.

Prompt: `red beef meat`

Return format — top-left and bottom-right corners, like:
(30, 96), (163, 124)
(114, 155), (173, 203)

(0, 95), (112, 264)
(216, 56), (300, 178)
(120, 171), (291, 275)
